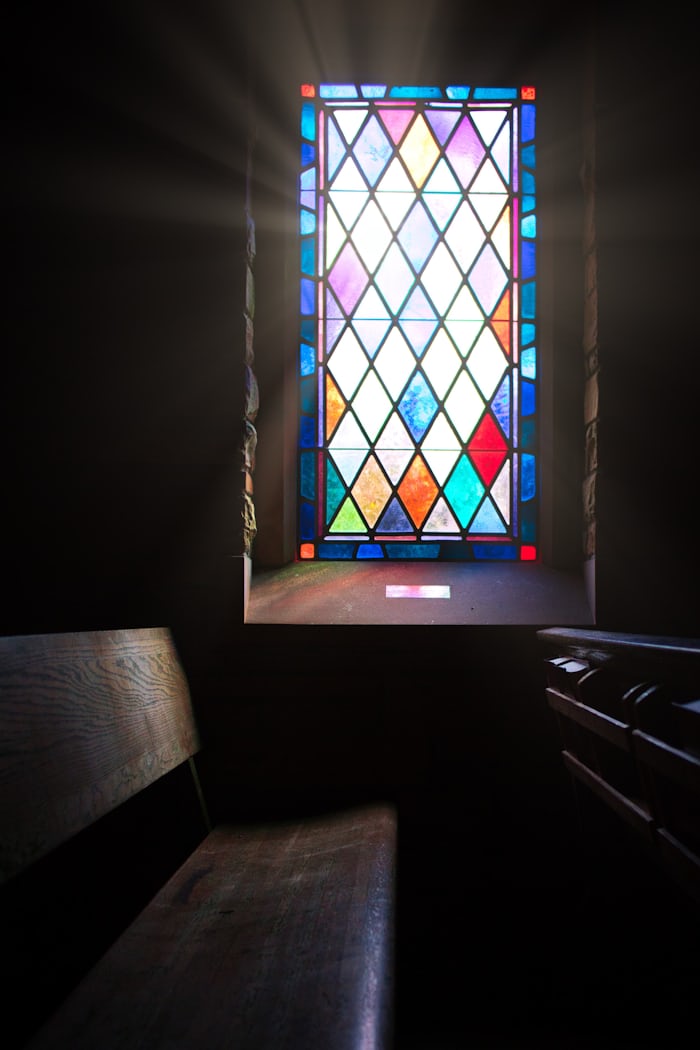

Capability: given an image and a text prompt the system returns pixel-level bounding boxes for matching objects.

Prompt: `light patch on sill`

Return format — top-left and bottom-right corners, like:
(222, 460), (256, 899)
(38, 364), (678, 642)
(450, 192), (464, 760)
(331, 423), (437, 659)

(386, 584), (451, 599)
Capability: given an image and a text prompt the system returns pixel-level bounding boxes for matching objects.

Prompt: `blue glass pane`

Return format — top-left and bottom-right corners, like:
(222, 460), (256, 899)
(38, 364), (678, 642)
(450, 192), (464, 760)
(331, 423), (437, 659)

(522, 195), (536, 214)
(300, 278), (315, 315)
(522, 244), (536, 280)
(472, 543), (517, 560)
(446, 86), (470, 99)
(522, 323), (536, 346)
(301, 103), (315, 140)
(301, 143), (315, 166)
(357, 543), (385, 557)
(470, 498), (506, 533)
(300, 501), (315, 540)
(300, 416), (315, 448)
(521, 454), (536, 500)
(376, 498), (413, 533)
(492, 377), (511, 438)
(300, 319), (315, 343)
(521, 380), (536, 416)
(399, 373), (438, 441)
(521, 104), (536, 142)
(300, 342), (314, 376)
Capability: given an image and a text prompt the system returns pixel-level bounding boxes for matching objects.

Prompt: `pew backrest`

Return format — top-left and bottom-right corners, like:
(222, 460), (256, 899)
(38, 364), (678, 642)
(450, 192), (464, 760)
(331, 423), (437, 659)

(0, 626), (199, 887)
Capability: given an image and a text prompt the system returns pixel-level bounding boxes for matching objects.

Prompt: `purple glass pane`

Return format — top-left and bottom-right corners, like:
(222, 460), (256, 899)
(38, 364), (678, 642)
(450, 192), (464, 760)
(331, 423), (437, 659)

(328, 242), (369, 315)
(445, 117), (485, 189)
(468, 243), (507, 316)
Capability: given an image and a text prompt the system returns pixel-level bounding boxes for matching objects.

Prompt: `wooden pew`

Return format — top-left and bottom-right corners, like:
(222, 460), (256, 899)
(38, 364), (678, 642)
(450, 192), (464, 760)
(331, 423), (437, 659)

(0, 627), (397, 1050)
(538, 627), (700, 906)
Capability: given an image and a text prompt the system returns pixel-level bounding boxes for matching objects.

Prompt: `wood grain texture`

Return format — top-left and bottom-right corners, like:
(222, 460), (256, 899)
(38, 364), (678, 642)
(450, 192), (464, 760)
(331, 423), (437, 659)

(26, 803), (397, 1050)
(0, 627), (199, 885)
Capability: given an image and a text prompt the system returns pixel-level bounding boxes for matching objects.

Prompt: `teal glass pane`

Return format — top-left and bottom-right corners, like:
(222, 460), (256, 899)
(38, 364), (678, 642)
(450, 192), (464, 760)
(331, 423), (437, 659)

(300, 238), (314, 275)
(301, 103), (315, 140)
(521, 144), (536, 168)
(320, 84), (358, 98)
(386, 544), (440, 558)
(522, 171), (536, 194)
(300, 342), (314, 376)
(318, 542), (355, 557)
(300, 452), (315, 500)
(298, 84), (537, 561)
(521, 214), (536, 238)
(521, 347), (536, 379)
(473, 87), (517, 99)
(300, 209), (315, 234)
(521, 280), (536, 317)
(521, 418), (536, 449)
(300, 168), (316, 190)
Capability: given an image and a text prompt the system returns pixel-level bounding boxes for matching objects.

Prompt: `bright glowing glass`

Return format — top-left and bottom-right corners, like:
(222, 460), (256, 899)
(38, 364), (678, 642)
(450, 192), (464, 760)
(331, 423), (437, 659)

(298, 84), (537, 561)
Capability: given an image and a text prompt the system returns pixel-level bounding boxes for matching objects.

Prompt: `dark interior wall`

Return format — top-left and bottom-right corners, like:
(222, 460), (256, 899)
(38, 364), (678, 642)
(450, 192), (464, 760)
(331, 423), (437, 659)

(4, 5), (700, 1047)
(593, 7), (700, 634)
(4, 1), (250, 647)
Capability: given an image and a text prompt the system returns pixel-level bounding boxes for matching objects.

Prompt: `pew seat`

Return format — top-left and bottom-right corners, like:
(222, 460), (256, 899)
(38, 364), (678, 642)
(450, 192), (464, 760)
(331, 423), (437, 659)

(0, 627), (396, 1050)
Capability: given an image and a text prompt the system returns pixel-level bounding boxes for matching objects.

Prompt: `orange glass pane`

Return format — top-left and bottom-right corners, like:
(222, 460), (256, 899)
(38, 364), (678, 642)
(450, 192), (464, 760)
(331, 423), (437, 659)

(398, 456), (438, 528)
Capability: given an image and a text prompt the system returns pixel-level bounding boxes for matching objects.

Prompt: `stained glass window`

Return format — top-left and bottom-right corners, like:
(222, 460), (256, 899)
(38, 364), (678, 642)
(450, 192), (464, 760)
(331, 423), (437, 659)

(297, 83), (537, 561)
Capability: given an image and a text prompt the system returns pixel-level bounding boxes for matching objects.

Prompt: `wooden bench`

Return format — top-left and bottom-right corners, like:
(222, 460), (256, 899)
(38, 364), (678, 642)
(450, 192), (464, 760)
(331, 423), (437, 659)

(538, 626), (700, 907)
(0, 627), (397, 1050)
